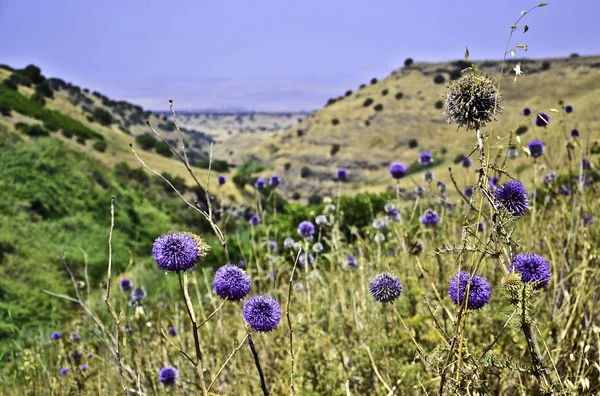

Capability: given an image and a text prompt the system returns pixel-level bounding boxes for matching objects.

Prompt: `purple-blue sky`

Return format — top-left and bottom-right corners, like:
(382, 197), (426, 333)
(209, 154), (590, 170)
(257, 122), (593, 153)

(0, 1), (598, 111)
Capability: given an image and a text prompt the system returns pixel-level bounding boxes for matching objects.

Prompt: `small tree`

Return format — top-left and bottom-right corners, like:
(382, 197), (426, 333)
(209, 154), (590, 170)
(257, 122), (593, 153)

(0, 101), (11, 116)
(395, 92), (404, 100)
(433, 74), (446, 84)
(332, 118), (340, 126)
(381, 89), (389, 96)
(92, 140), (108, 152)
(155, 141), (173, 157)
(404, 58), (414, 67)
(408, 139), (418, 148)
(374, 104), (384, 112)
(92, 108), (113, 126)
(435, 100), (444, 109)
(516, 125), (528, 135)
(135, 133), (157, 150)
(300, 166), (312, 178)
(363, 98), (374, 107)
(330, 144), (340, 156)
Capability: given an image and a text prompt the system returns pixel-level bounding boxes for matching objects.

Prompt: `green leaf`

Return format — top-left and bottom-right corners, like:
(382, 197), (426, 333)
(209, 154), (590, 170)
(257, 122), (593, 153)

(523, 25), (529, 33)
(464, 47), (470, 62)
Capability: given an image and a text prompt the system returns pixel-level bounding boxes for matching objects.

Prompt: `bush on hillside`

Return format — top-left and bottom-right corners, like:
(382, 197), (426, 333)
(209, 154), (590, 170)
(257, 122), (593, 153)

(332, 118), (340, 125)
(155, 141), (173, 158)
(404, 58), (414, 67)
(330, 143), (340, 156)
(30, 92), (46, 106)
(395, 92), (404, 100)
(300, 166), (312, 178)
(92, 108), (114, 126)
(516, 125), (528, 135)
(135, 133), (157, 150)
(408, 138), (418, 148)
(433, 74), (446, 84)
(34, 81), (54, 98)
(363, 98), (374, 107)
(435, 100), (444, 109)
(92, 140), (108, 152)
(2, 79), (17, 90)
(0, 101), (10, 116)
(374, 103), (384, 111)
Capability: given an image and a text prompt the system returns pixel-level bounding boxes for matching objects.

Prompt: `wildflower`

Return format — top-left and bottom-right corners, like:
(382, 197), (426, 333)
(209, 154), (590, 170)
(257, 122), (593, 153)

(345, 254), (358, 269)
(409, 239), (424, 255)
(336, 167), (348, 182)
(437, 181), (447, 193)
(571, 129), (580, 138)
(159, 366), (179, 386)
(315, 215), (327, 226)
(249, 214), (260, 226)
(312, 242), (323, 253)
(535, 112), (550, 127)
(243, 296), (282, 332)
(324, 203), (336, 213)
(268, 241), (277, 251)
(293, 283), (304, 291)
(510, 253), (551, 289)
(415, 185), (425, 197)
(269, 174), (281, 187)
(237, 260), (245, 268)
(59, 368), (69, 377)
(374, 233), (386, 244)
(488, 176), (499, 190)
(213, 264), (251, 301)
(123, 323), (133, 332)
(583, 216), (595, 227)
(152, 232), (199, 272)
(423, 170), (434, 182)
(384, 203), (396, 213)
(494, 180), (529, 217)
(70, 333), (80, 342)
(119, 278), (133, 292)
(388, 162), (407, 179)
(372, 218), (387, 230)
(542, 172), (557, 185)
(507, 146), (519, 159)
(71, 351), (82, 361)
(448, 271), (491, 310)
(217, 175), (226, 186)
(80, 364), (89, 371)
(527, 140), (544, 158)
(6, 356), (12, 362)
(564, 104), (573, 113)
(284, 237), (295, 249)
(560, 184), (571, 196)
(297, 221), (315, 238)
(387, 208), (401, 222)
(369, 272), (403, 303)
(463, 186), (475, 198)
(299, 253), (315, 266)
(444, 72), (502, 130)
(419, 151), (433, 166)
(582, 158), (590, 169)
(522, 107), (531, 116)
(51, 332), (62, 341)
(167, 327), (178, 336)
(131, 287), (147, 302)
(461, 157), (472, 168)
(477, 221), (486, 232)
(254, 178), (266, 190)
(420, 209), (439, 227)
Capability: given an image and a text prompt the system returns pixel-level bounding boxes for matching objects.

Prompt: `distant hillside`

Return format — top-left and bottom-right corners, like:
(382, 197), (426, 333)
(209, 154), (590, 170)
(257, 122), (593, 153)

(195, 55), (600, 201)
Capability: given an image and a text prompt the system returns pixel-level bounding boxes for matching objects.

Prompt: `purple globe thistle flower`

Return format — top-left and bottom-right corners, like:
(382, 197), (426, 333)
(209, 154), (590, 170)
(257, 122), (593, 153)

(522, 107), (532, 116)
(527, 140), (545, 158)
(297, 220), (315, 238)
(374, 233), (385, 244)
(249, 214), (260, 226)
(535, 112), (550, 127)
(6, 356), (12, 362)
(284, 237), (295, 249)
(461, 157), (472, 168)
(119, 278), (133, 292)
(387, 208), (400, 222)
(345, 254), (358, 269)
(315, 215), (327, 226)
(564, 105), (573, 114)
(299, 252), (315, 266)
(167, 326), (178, 337)
(237, 259), (245, 268)
(494, 180), (529, 217)
(131, 287), (147, 301)
(369, 272), (403, 303)
(419, 151), (433, 167)
(415, 185), (425, 197)
(583, 216), (595, 227)
(243, 295), (281, 332)
(269, 174), (281, 187)
(336, 167), (348, 182)
(312, 242), (324, 253)
(70, 351), (82, 361)
(254, 178), (266, 190)
(477, 221), (486, 232)
(448, 271), (491, 310)
(213, 264), (251, 301)
(510, 253), (551, 289)
(507, 146), (519, 160)
(80, 364), (89, 371)
(444, 73), (502, 130)
(560, 184), (571, 196)
(437, 181), (447, 193)
(51, 332), (62, 341)
(217, 174), (226, 186)
(542, 172), (557, 185)
(420, 209), (440, 227)
(70, 333), (80, 342)
(488, 176), (499, 190)
(582, 158), (590, 169)
(463, 186), (475, 198)
(268, 240), (277, 251)
(570, 128), (580, 138)
(372, 218), (387, 230)
(152, 232), (198, 272)
(388, 162), (407, 179)
(159, 366), (179, 386)
(423, 170), (434, 182)
(59, 368), (69, 377)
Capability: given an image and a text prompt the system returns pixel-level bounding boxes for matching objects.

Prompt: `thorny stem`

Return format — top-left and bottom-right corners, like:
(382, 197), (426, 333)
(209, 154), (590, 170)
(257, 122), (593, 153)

(479, 309), (517, 360)
(286, 250), (302, 396)
(248, 333), (269, 396)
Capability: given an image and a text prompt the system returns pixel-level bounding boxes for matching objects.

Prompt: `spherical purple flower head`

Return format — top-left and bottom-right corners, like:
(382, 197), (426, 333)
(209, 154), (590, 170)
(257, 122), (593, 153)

(463, 186), (475, 198)
(80, 364), (89, 371)
(51, 332), (62, 341)
(369, 272), (403, 303)
(387, 208), (400, 222)
(119, 278), (133, 292)
(448, 271), (491, 310)
(268, 240), (277, 251)
(527, 140), (545, 158)
(159, 366), (179, 386)
(152, 232), (198, 272)
(284, 237), (295, 249)
(494, 180), (529, 217)
(461, 157), (472, 168)
(59, 368), (69, 377)
(6, 356), (12, 362)
(131, 287), (147, 301)
(560, 184), (571, 196)
(249, 214), (260, 227)
(437, 181), (447, 193)
(299, 252), (315, 266)
(522, 107), (532, 116)
(71, 351), (82, 361)
(243, 295), (281, 332)
(336, 167), (348, 182)
(507, 147), (519, 160)
(345, 254), (358, 269)
(542, 172), (557, 185)
(581, 158), (590, 169)
(488, 176), (499, 190)
(420, 209), (440, 227)
(535, 112), (550, 127)
(237, 259), (246, 268)
(269, 174), (281, 188)
(415, 185), (425, 197)
(254, 177), (266, 190)
(70, 333), (80, 342)
(510, 253), (551, 289)
(167, 326), (178, 336)
(297, 220), (315, 238)
(213, 264), (251, 301)
(571, 128), (580, 138)
(423, 170), (434, 182)
(583, 215), (595, 227)
(419, 151), (433, 167)
(388, 162), (407, 179)
(477, 221), (486, 232)
(564, 104), (573, 114)
(217, 174), (226, 186)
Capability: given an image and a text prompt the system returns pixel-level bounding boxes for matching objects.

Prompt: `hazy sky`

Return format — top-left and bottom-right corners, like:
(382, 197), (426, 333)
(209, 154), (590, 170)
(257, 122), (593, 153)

(0, 1), (598, 111)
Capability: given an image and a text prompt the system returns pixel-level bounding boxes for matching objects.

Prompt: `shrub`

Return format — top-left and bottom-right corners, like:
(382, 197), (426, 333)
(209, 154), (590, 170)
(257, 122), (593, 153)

(344, 90), (352, 97)
(92, 108), (113, 126)
(453, 154), (465, 164)
(363, 98), (374, 107)
(404, 58), (414, 67)
(365, 120), (370, 126)
(76, 136), (86, 145)
(570, 53), (579, 58)
(30, 93), (46, 106)
(381, 89), (389, 96)
(0, 101), (10, 116)
(516, 125), (528, 135)
(21, 65), (44, 84)
(34, 81), (54, 98)
(92, 140), (107, 152)
(292, 192), (301, 200)
(19, 124), (49, 138)
(332, 118), (339, 126)
(433, 74), (446, 84)
(326, 98), (337, 106)
(373, 104), (384, 112)
(2, 79), (17, 90)
(155, 141), (172, 158)
(435, 100), (444, 109)
(307, 194), (322, 205)
(300, 166), (312, 178)
(395, 92), (404, 100)
(408, 139), (418, 148)
(61, 129), (74, 139)
(297, 129), (304, 137)
(441, 146), (448, 154)
(359, 84), (366, 89)
(42, 119), (60, 132)
(8, 73), (32, 87)
(135, 133), (157, 150)
(330, 144), (340, 156)
(451, 60), (471, 70)
(370, 78), (378, 84)
(196, 159), (229, 172)
(284, 162), (292, 171)
(541, 61), (551, 71)
(449, 69), (462, 80)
